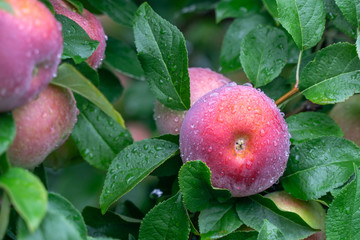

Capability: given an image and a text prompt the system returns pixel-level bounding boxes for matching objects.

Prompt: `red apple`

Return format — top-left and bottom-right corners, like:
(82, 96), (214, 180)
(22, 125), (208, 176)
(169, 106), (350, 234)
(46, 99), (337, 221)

(180, 83), (290, 197)
(50, 0), (106, 68)
(154, 67), (231, 135)
(8, 85), (78, 169)
(0, 0), (63, 112)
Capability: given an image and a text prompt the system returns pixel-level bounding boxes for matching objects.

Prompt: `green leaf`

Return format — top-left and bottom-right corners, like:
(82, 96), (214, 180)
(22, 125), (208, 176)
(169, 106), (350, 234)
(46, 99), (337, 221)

(100, 139), (179, 213)
(47, 193), (87, 239)
(18, 212), (81, 240)
(218, 231), (258, 240)
(215, 0), (262, 23)
(0, 194), (10, 239)
(139, 193), (190, 240)
(133, 3), (190, 111)
(357, 32), (360, 59)
(0, 0), (14, 14)
(220, 14), (268, 73)
(88, 237), (119, 240)
(263, 0), (279, 19)
(325, 0), (357, 37)
(65, 0), (84, 14)
(257, 220), (286, 240)
(71, 96), (133, 170)
(240, 25), (288, 87)
(104, 37), (145, 81)
(199, 201), (242, 239)
(51, 63), (125, 128)
(260, 77), (292, 101)
(0, 113), (15, 156)
(56, 14), (99, 64)
(178, 161), (232, 212)
(300, 43), (360, 104)
(71, 61), (99, 86)
(282, 136), (360, 200)
(326, 164), (360, 239)
(277, 0), (326, 50)
(334, 0), (360, 26)
(82, 206), (140, 239)
(0, 168), (47, 232)
(286, 112), (344, 144)
(18, 193), (85, 239)
(236, 195), (316, 240)
(85, 0), (137, 27)
(98, 68), (124, 104)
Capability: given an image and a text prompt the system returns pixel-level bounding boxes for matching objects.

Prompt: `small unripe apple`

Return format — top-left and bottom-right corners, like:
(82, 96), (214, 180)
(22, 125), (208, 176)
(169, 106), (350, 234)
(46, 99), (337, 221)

(265, 191), (326, 240)
(180, 83), (290, 197)
(154, 68), (231, 135)
(8, 85), (78, 169)
(0, 0), (63, 112)
(329, 94), (360, 146)
(50, 0), (106, 69)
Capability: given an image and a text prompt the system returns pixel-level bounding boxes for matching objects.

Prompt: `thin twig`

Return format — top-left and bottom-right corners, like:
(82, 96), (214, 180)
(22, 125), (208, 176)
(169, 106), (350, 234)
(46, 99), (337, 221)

(276, 50), (303, 106)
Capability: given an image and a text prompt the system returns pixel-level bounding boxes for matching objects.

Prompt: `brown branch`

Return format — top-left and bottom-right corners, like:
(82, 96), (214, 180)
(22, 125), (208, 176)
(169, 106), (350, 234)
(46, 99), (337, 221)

(275, 87), (299, 106)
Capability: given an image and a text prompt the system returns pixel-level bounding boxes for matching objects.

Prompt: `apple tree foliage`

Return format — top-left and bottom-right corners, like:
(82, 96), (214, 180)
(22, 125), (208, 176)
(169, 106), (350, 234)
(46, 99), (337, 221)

(1, 0), (360, 239)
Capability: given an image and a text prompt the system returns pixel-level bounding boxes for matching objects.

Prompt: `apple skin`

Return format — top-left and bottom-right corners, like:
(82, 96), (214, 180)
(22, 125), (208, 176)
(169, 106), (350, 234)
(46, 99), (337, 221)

(154, 68), (231, 135)
(265, 191), (326, 240)
(50, 0), (106, 68)
(329, 94), (360, 146)
(180, 83), (290, 197)
(0, 0), (63, 112)
(7, 85), (79, 169)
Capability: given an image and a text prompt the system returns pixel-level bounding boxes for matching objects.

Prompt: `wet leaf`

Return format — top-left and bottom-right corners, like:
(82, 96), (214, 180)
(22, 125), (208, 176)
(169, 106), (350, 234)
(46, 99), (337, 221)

(334, 0), (360, 26)
(300, 43), (360, 104)
(215, 0), (262, 23)
(178, 161), (232, 212)
(133, 3), (190, 111)
(0, 113), (15, 156)
(277, 0), (325, 50)
(282, 136), (360, 200)
(139, 193), (190, 240)
(100, 139), (179, 213)
(257, 220), (286, 240)
(286, 112), (343, 144)
(240, 25), (288, 87)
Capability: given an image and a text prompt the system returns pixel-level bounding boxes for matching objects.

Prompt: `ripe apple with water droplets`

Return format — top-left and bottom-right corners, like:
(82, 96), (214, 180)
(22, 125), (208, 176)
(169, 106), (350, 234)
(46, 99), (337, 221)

(180, 83), (290, 197)
(0, 0), (63, 112)
(154, 67), (231, 135)
(8, 85), (78, 169)
(50, 0), (106, 69)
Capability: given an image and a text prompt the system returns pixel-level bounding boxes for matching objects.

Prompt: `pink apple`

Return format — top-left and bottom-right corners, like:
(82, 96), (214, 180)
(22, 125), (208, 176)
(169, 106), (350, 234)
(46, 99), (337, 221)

(0, 0), (63, 112)
(154, 67), (231, 135)
(180, 83), (290, 197)
(8, 85), (78, 169)
(50, 0), (106, 68)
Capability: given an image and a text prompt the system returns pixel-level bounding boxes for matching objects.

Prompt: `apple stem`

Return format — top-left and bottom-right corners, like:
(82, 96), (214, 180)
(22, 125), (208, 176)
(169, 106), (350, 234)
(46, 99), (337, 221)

(295, 50), (303, 89)
(275, 87), (299, 105)
(275, 50), (303, 106)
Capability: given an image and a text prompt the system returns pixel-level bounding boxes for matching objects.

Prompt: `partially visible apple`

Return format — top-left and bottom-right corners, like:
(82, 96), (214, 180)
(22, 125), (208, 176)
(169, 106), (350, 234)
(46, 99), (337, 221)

(50, 0), (106, 68)
(8, 85), (78, 169)
(154, 67), (231, 135)
(180, 83), (290, 197)
(265, 191), (326, 240)
(330, 94), (360, 146)
(126, 122), (152, 142)
(0, 0), (63, 112)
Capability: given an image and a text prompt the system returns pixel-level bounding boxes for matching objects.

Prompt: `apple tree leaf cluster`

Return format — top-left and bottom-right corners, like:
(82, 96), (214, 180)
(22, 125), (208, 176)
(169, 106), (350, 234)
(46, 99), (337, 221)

(1, 0), (360, 239)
